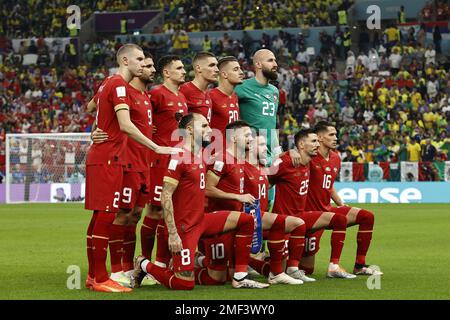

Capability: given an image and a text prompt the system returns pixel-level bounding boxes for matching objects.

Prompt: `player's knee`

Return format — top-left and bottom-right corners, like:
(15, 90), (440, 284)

(271, 214), (286, 232)
(357, 209), (375, 226)
(330, 212), (347, 228)
(172, 276), (195, 291)
(149, 206), (162, 219)
(285, 216), (304, 233)
(131, 208), (143, 224)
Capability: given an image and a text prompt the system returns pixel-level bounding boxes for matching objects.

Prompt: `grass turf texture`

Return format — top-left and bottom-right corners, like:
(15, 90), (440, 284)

(0, 203), (449, 300)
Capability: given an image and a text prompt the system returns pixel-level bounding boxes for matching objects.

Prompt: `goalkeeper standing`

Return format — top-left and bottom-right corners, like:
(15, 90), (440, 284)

(235, 49), (299, 211)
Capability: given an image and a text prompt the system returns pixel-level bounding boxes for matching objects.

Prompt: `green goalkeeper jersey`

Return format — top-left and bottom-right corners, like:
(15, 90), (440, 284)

(235, 77), (281, 159)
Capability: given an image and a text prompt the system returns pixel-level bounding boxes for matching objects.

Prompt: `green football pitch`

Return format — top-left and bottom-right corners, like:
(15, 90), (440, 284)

(0, 203), (449, 300)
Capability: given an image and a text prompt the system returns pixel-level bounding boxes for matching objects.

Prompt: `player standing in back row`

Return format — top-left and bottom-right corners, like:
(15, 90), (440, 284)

(301, 121), (383, 276)
(180, 52), (218, 123)
(85, 45), (180, 293)
(140, 55), (188, 265)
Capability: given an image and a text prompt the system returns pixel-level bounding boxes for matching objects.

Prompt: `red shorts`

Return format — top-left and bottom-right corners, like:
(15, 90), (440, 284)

(283, 211), (323, 257)
(119, 170), (150, 209)
(85, 164), (123, 213)
(149, 154), (170, 207)
(302, 206), (352, 257)
(158, 211), (231, 272)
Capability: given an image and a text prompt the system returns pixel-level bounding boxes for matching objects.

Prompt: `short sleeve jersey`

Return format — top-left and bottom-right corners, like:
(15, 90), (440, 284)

(164, 150), (206, 232)
(86, 74), (130, 165)
(125, 85), (153, 172)
(209, 87), (240, 135)
(207, 152), (244, 212)
(305, 151), (340, 212)
(180, 81), (212, 123)
(271, 153), (310, 216)
(243, 161), (269, 212)
(149, 85), (188, 147)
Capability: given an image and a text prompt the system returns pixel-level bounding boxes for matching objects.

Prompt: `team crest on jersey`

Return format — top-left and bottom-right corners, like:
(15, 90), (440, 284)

(178, 102), (183, 107)
(199, 164), (204, 169)
(333, 168), (338, 172)
(230, 104), (235, 108)
(265, 94), (271, 99)
(221, 104), (227, 108)
(168, 102), (174, 106)
(214, 161), (224, 172)
(197, 100), (202, 105)
(168, 159), (178, 170)
(304, 172), (308, 177)
(315, 165), (321, 169)
(135, 101), (140, 105)
(274, 94), (278, 101)
(259, 176), (264, 181)
(325, 167), (331, 172)
(144, 101), (149, 105)
(206, 100), (210, 105)
(116, 86), (126, 97)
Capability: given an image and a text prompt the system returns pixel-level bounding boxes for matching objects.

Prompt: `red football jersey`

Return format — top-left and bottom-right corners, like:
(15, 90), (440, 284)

(271, 153), (310, 216)
(164, 150), (206, 232)
(243, 161), (269, 213)
(209, 87), (240, 134)
(86, 74), (130, 165)
(305, 151), (341, 211)
(149, 85), (188, 147)
(207, 152), (244, 212)
(124, 85), (153, 172)
(180, 82), (212, 123)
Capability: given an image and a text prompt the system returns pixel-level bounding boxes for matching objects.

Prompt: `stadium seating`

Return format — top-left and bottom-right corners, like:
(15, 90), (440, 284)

(1, 1), (449, 181)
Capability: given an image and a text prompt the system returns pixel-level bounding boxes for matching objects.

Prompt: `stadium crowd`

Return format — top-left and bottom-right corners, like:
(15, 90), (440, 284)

(162, 0), (354, 33)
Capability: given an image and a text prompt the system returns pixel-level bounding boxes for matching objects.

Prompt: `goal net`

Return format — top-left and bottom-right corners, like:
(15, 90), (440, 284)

(5, 133), (91, 204)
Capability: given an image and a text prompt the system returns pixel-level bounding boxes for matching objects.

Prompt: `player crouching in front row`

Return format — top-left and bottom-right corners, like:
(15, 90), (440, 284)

(131, 113), (269, 290)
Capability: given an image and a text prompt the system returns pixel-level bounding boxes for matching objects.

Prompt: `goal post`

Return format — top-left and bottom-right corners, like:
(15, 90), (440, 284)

(5, 133), (91, 204)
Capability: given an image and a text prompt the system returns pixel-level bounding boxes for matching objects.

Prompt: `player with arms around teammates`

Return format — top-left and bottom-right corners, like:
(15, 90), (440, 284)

(85, 45), (180, 293)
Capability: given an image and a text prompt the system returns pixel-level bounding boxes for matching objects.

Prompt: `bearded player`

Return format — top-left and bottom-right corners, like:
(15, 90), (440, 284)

(131, 113), (269, 290)
(301, 121), (383, 276)
(270, 129), (356, 279)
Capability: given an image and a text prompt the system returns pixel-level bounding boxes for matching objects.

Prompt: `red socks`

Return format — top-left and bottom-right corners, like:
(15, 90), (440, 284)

(109, 223), (126, 274)
(287, 223), (306, 268)
(248, 257), (271, 277)
(155, 220), (171, 266)
(123, 224), (137, 272)
(86, 212), (98, 278)
(266, 215), (286, 275)
(140, 215), (159, 259)
(92, 212), (115, 283)
(329, 213), (347, 264)
(145, 261), (195, 290)
(355, 209), (375, 265)
(195, 267), (226, 285)
(233, 213), (255, 273)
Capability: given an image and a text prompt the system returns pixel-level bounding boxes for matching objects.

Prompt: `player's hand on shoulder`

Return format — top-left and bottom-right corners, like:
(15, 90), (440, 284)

(154, 146), (184, 155)
(237, 193), (256, 204)
(168, 232), (183, 253)
(91, 128), (108, 144)
(288, 148), (302, 167)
